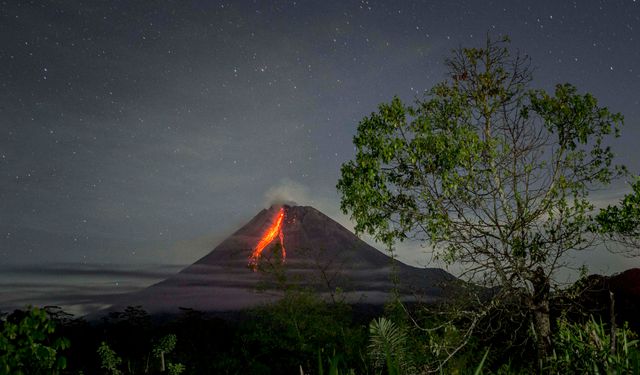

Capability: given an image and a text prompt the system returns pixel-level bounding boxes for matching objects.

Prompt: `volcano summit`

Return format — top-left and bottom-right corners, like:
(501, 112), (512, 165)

(110, 205), (455, 313)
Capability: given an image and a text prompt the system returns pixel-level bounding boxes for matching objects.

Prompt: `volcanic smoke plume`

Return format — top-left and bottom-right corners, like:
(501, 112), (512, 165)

(108, 205), (455, 313)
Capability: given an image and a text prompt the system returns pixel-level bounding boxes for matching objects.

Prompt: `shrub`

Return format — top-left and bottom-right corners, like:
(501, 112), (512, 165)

(547, 316), (640, 374)
(96, 342), (122, 375)
(0, 307), (69, 375)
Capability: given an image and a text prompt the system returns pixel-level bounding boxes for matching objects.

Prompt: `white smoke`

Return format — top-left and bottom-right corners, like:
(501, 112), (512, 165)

(263, 178), (312, 207)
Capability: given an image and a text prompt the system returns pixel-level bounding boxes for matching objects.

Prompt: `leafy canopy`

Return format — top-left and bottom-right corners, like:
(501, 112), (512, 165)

(0, 307), (69, 375)
(337, 36), (626, 288)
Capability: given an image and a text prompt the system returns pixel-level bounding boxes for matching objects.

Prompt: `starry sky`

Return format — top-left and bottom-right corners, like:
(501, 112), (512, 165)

(1, 0), (639, 312)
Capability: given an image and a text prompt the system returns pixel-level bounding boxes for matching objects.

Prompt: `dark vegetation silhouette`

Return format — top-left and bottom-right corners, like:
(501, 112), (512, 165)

(1, 271), (640, 373)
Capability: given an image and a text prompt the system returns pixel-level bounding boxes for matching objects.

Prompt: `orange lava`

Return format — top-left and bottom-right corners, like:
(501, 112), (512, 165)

(249, 207), (286, 267)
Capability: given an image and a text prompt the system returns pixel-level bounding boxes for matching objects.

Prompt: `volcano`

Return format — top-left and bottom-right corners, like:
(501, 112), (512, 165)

(110, 205), (455, 313)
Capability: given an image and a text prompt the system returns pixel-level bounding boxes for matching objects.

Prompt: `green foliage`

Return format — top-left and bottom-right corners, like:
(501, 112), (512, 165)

(167, 362), (186, 375)
(152, 334), (185, 373)
(5, 304), (637, 375)
(473, 348), (490, 375)
(317, 349), (356, 375)
(407, 309), (492, 373)
(96, 341), (122, 375)
(97, 305), (153, 373)
(239, 288), (367, 373)
(0, 307), (69, 375)
(547, 316), (640, 374)
(337, 35), (625, 266)
(529, 83), (623, 184)
(239, 243), (368, 373)
(368, 317), (414, 374)
(596, 177), (640, 250)
(152, 334), (177, 358)
(337, 34), (629, 364)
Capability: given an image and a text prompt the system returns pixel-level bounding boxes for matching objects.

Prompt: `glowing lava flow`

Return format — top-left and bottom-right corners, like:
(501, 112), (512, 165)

(248, 207), (286, 268)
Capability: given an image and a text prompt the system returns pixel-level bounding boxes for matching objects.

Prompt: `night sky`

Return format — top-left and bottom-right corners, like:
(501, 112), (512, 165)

(1, 0), (639, 312)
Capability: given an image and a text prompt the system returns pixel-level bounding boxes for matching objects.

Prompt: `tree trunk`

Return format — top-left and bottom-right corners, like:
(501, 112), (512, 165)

(610, 291), (616, 355)
(531, 267), (551, 365)
(532, 295), (551, 361)
(160, 351), (165, 372)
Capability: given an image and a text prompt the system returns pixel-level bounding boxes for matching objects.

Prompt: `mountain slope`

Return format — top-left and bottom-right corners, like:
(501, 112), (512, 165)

(110, 205), (455, 313)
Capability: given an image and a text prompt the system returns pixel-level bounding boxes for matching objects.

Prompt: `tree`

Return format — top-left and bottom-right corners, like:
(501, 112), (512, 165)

(152, 334), (177, 372)
(337, 36), (628, 365)
(0, 307), (70, 375)
(596, 177), (640, 252)
(96, 342), (122, 375)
